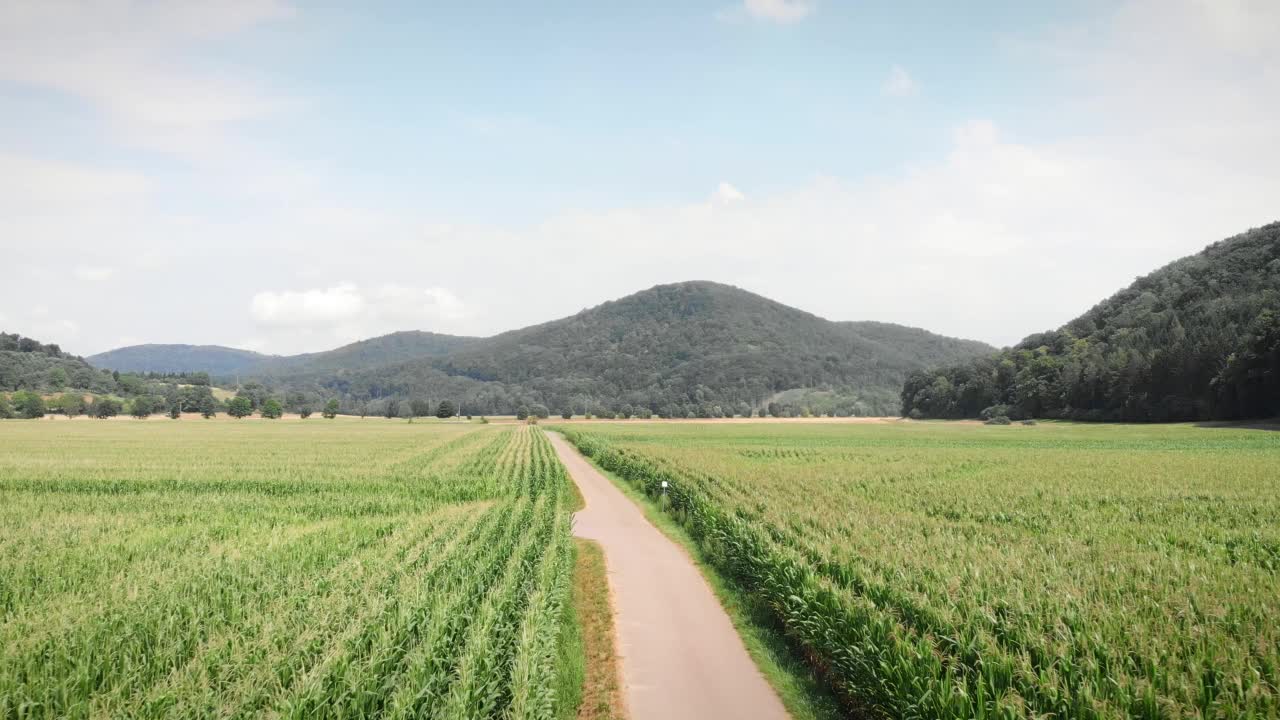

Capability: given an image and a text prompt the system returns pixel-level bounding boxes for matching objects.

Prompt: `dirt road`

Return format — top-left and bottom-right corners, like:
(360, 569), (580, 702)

(546, 432), (791, 720)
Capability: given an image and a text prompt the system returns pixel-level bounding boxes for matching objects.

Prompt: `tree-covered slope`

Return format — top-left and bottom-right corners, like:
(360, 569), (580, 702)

(252, 331), (480, 376)
(87, 344), (272, 375)
(316, 281), (993, 416)
(902, 222), (1280, 421)
(1, 333), (115, 393)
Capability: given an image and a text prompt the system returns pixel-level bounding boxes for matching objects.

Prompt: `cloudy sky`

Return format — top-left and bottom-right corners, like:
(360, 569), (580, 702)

(2, 0), (1277, 356)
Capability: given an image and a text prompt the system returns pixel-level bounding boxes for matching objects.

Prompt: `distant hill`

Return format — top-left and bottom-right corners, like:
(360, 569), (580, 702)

(253, 331), (480, 376)
(88, 331), (478, 378)
(277, 281), (994, 416)
(902, 221), (1280, 421)
(88, 344), (271, 375)
(85, 281), (994, 416)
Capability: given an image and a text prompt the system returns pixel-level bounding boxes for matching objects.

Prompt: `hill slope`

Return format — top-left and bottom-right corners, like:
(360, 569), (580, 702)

(902, 221), (1280, 421)
(88, 344), (271, 375)
(290, 281), (994, 416)
(1, 332), (115, 393)
(253, 331), (480, 376)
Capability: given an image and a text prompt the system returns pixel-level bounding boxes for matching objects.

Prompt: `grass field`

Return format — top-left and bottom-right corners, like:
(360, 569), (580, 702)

(559, 421), (1280, 719)
(0, 420), (575, 720)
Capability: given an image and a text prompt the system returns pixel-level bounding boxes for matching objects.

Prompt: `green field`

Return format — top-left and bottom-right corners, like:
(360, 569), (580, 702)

(560, 421), (1280, 719)
(0, 420), (574, 720)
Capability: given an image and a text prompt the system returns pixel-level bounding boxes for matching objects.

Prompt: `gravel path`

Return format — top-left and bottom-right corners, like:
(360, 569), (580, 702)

(547, 431), (791, 720)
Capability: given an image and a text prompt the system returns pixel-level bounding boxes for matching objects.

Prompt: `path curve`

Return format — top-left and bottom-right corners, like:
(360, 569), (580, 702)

(547, 431), (790, 720)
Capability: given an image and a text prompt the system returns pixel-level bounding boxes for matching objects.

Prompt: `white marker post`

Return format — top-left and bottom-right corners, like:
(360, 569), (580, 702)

(661, 480), (668, 498)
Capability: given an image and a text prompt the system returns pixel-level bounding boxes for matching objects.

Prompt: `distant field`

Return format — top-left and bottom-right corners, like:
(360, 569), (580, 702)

(0, 420), (574, 719)
(560, 421), (1280, 718)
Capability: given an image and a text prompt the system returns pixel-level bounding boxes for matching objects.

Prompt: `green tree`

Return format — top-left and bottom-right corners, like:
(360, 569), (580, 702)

(130, 396), (154, 419)
(198, 394), (218, 419)
(436, 399), (457, 419)
(299, 407), (312, 419)
(168, 400), (181, 420)
(227, 396), (253, 419)
(530, 403), (549, 419)
(0, 394), (12, 419)
(560, 408), (572, 420)
(323, 399), (340, 419)
(261, 398), (283, 419)
(384, 398), (400, 419)
(410, 398), (431, 417)
(48, 366), (67, 390)
(13, 391), (46, 419)
(90, 397), (121, 419)
(515, 405), (529, 420)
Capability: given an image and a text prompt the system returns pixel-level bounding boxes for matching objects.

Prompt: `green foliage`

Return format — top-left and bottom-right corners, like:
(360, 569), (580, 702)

(227, 396), (253, 419)
(260, 398), (283, 419)
(904, 223), (1280, 421)
(129, 396), (154, 419)
(89, 396), (121, 419)
(562, 422), (1280, 719)
(198, 394), (218, 419)
(322, 398), (339, 419)
(168, 401), (181, 420)
(983, 415), (1011, 425)
(0, 394), (12, 419)
(11, 390), (45, 419)
(516, 406), (530, 421)
(0, 422), (575, 719)
(299, 407), (312, 419)
(436, 399), (457, 418)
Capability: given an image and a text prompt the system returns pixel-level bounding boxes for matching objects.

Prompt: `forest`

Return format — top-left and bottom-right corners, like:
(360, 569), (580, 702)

(901, 223), (1280, 421)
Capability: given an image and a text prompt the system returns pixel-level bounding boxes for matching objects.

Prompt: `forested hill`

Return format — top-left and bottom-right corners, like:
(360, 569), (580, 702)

(87, 344), (271, 375)
(296, 281), (994, 417)
(88, 331), (478, 376)
(253, 331), (480, 376)
(902, 222), (1280, 422)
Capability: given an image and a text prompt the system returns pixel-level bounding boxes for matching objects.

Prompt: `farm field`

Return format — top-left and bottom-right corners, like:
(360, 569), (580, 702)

(559, 421), (1280, 719)
(0, 420), (574, 720)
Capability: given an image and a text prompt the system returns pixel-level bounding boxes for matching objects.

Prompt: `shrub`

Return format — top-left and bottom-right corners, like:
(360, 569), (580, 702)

(984, 415), (1012, 425)
(980, 404), (1012, 420)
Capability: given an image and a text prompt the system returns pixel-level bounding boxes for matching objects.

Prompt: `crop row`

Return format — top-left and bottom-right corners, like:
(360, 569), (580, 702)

(0, 421), (575, 719)
(560, 422), (1280, 719)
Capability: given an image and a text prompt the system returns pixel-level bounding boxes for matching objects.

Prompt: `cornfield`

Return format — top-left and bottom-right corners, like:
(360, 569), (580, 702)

(0, 420), (574, 720)
(560, 421), (1280, 719)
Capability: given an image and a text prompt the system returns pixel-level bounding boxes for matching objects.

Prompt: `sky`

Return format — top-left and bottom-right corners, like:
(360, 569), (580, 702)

(2, 0), (1278, 356)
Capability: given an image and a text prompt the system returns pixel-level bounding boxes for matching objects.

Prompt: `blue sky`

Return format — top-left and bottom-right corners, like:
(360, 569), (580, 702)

(2, 0), (1278, 354)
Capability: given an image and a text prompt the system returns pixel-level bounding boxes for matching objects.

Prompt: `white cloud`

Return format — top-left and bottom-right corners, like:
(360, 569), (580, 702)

(73, 265), (115, 282)
(246, 283), (470, 351)
(883, 65), (917, 97)
(250, 283), (366, 327)
(711, 182), (746, 205)
(725, 0), (813, 23)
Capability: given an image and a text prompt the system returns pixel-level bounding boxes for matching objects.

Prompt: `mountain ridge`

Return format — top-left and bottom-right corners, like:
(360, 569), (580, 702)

(87, 280), (995, 416)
